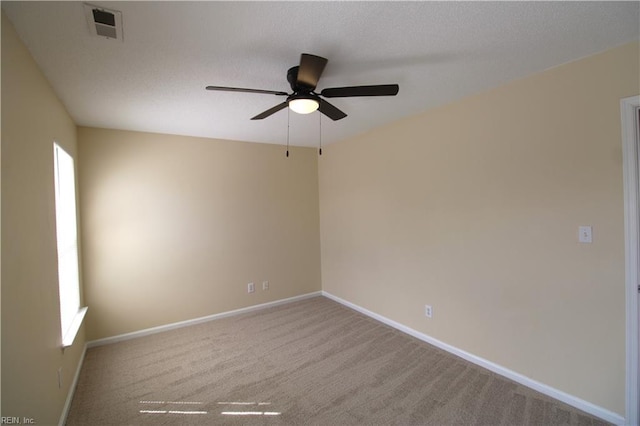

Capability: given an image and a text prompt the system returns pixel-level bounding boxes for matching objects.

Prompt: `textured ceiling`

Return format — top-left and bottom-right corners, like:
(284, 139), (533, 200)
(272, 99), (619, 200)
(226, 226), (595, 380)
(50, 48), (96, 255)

(3, 1), (639, 147)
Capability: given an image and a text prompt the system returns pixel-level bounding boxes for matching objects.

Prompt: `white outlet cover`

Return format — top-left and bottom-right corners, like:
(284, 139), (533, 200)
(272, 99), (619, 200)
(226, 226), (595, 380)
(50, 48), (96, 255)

(425, 305), (433, 318)
(578, 226), (592, 243)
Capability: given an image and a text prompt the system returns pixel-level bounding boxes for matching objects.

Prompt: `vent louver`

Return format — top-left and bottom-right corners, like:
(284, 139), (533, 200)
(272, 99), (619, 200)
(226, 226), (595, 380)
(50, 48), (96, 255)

(83, 3), (123, 41)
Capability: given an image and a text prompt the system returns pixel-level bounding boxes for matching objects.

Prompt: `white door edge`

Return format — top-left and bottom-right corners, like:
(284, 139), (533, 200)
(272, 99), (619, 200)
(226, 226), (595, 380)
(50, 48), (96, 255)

(621, 94), (640, 426)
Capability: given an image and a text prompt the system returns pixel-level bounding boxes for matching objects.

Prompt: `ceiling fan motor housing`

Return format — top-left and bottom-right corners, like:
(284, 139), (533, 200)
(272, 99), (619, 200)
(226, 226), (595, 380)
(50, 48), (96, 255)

(287, 66), (313, 92)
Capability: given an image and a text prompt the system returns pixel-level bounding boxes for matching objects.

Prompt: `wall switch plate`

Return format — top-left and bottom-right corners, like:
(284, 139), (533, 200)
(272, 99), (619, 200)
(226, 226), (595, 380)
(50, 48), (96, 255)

(579, 226), (592, 243)
(247, 282), (255, 293)
(425, 305), (433, 318)
(262, 281), (269, 290)
(57, 367), (63, 388)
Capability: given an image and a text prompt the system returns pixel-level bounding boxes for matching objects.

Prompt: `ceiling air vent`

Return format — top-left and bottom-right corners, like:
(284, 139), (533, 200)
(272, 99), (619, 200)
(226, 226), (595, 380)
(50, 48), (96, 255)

(83, 3), (123, 41)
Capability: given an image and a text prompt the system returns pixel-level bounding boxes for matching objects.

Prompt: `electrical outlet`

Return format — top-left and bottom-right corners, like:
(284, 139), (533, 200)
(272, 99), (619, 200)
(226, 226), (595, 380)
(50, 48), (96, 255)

(578, 226), (592, 243)
(425, 305), (433, 318)
(247, 282), (255, 293)
(262, 281), (269, 290)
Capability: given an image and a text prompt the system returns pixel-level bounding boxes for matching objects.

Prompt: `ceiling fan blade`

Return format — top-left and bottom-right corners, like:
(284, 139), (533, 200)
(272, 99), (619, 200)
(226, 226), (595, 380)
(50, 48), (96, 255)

(321, 84), (399, 98)
(206, 86), (288, 96)
(250, 102), (289, 120)
(318, 99), (347, 121)
(297, 53), (328, 90)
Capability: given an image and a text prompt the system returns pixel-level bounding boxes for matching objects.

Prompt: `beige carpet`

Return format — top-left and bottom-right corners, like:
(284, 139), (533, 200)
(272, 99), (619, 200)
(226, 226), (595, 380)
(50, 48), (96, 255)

(66, 296), (609, 425)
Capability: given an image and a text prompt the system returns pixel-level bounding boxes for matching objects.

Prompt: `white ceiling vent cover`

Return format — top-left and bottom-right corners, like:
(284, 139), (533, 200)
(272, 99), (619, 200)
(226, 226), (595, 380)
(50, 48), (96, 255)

(83, 3), (123, 41)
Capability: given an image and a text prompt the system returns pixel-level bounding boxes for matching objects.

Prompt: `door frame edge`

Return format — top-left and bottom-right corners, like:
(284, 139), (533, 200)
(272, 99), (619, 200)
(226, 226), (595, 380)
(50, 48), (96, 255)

(621, 94), (640, 426)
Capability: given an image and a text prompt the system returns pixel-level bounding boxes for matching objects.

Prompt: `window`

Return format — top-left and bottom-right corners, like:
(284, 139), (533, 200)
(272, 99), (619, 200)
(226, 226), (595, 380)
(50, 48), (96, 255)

(53, 142), (87, 348)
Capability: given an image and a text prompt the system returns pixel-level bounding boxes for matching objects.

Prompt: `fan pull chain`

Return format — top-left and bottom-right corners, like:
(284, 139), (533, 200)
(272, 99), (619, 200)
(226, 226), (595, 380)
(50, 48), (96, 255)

(318, 111), (322, 156)
(286, 106), (290, 158)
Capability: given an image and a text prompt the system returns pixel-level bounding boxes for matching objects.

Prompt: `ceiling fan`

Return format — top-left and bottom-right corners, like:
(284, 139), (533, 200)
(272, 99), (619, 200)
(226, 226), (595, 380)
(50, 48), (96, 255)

(206, 53), (399, 121)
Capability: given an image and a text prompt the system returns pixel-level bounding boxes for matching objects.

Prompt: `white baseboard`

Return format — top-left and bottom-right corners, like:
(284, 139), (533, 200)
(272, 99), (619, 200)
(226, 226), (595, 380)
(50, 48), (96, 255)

(322, 291), (625, 426)
(58, 343), (87, 426)
(87, 291), (322, 348)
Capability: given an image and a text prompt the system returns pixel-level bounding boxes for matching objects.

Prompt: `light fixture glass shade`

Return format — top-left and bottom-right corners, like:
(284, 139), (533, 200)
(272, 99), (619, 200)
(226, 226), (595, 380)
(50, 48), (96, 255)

(289, 98), (319, 114)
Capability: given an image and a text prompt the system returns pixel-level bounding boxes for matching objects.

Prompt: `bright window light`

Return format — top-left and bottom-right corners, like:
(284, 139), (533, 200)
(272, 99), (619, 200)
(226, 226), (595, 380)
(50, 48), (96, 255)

(54, 143), (87, 348)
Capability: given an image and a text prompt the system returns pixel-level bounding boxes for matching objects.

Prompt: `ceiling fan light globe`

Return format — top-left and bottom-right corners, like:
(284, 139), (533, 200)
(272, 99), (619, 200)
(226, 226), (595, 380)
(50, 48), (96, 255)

(289, 98), (319, 114)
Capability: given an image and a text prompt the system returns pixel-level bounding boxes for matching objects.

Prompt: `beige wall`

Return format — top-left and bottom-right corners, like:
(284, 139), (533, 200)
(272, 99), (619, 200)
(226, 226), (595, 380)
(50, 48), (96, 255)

(319, 41), (639, 415)
(78, 128), (321, 340)
(1, 12), (86, 424)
